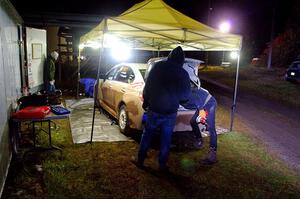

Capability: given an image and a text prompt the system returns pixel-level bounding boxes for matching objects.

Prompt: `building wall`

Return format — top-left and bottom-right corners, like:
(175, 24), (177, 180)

(46, 26), (59, 54)
(0, 0), (22, 196)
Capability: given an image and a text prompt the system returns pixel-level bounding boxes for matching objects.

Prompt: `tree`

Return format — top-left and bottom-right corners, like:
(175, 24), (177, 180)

(259, 0), (300, 68)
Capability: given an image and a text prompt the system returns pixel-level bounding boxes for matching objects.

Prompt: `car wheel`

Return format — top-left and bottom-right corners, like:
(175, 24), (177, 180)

(118, 105), (130, 133)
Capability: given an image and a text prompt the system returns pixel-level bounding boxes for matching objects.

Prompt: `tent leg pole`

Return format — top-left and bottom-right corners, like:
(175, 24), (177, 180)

(91, 47), (104, 144)
(91, 18), (107, 144)
(230, 54), (240, 131)
(76, 49), (81, 99)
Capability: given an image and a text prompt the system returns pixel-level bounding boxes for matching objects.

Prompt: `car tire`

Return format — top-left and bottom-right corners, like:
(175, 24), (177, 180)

(118, 105), (130, 134)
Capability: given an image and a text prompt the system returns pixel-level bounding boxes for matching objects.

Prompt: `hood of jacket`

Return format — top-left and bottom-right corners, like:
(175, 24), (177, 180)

(167, 46), (185, 66)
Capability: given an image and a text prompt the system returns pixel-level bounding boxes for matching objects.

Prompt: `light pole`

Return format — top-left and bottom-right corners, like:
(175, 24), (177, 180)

(207, 0), (212, 25)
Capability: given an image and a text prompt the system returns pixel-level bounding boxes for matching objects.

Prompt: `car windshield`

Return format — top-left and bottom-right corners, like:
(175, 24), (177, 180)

(139, 69), (147, 80)
(291, 63), (300, 69)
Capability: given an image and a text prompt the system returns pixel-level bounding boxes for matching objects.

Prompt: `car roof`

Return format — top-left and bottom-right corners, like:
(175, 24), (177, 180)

(116, 63), (148, 70)
(147, 57), (203, 66)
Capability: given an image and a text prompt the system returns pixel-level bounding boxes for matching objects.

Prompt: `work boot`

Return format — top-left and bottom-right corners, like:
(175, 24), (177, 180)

(201, 147), (217, 165)
(193, 137), (204, 149)
(131, 156), (144, 169)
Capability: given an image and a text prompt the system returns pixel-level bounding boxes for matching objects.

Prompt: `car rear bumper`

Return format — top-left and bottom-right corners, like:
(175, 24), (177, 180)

(132, 109), (195, 132)
(174, 110), (195, 131)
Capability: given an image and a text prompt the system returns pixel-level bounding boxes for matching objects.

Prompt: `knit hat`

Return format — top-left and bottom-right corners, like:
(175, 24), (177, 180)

(51, 51), (59, 60)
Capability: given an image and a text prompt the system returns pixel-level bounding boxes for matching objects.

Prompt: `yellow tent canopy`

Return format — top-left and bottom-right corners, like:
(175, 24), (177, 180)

(80, 0), (242, 51)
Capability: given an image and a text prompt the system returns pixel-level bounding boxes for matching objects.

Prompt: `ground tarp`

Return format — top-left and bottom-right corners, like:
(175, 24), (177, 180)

(66, 98), (131, 143)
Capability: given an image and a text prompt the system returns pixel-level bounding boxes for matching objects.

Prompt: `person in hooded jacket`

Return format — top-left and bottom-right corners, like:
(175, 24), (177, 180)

(181, 64), (218, 165)
(44, 51), (59, 93)
(135, 46), (191, 172)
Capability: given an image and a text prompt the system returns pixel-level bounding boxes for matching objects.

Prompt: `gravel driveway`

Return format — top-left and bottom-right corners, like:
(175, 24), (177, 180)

(203, 79), (300, 171)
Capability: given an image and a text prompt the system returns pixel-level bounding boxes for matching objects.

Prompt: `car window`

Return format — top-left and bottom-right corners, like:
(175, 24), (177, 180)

(291, 63), (300, 69)
(114, 66), (134, 83)
(128, 67), (135, 83)
(139, 69), (146, 80)
(106, 67), (118, 80)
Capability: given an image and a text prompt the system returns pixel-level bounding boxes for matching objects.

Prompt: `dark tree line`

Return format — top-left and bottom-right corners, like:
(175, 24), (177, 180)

(259, 0), (300, 68)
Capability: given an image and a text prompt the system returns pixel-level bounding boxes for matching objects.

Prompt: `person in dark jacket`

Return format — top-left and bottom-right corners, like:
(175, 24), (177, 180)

(181, 66), (218, 165)
(44, 51), (59, 93)
(136, 46), (191, 171)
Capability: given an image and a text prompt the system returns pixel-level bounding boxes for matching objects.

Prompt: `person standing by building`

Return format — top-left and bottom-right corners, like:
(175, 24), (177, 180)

(134, 46), (191, 172)
(44, 51), (59, 93)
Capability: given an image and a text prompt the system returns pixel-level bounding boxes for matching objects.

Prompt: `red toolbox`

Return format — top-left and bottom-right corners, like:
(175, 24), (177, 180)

(14, 106), (51, 119)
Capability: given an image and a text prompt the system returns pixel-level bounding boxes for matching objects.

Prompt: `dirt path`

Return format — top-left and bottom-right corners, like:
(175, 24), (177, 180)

(203, 80), (300, 171)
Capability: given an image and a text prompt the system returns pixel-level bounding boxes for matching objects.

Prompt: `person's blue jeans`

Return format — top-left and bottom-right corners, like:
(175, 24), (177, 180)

(138, 110), (177, 169)
(190, 97), (217, 150)
(46, 82), (56, 93)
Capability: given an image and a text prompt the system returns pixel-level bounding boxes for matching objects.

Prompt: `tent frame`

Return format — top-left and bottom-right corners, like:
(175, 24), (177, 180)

(78, 16), (242, 143)
(230, 53), (241, 131)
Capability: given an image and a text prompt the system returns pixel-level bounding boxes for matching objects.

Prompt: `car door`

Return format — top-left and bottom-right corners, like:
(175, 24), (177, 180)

(110, 66), (133, 111)
(101, 66), (118, 107)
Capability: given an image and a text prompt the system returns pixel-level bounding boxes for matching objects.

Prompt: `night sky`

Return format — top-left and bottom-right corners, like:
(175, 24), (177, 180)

(11, 0), (296, 56)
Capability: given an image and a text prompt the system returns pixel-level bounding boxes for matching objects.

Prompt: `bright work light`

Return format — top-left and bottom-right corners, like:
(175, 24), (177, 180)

(79, 44), (84, 50)
(106, 34), (131, 61)
(111, 45), (131, 61)
(230, 51), (239, 60)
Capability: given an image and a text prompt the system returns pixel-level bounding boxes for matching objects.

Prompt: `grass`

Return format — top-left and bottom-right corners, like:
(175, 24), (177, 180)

(3, 104), (300, 199)
(200, 65), (300, 109)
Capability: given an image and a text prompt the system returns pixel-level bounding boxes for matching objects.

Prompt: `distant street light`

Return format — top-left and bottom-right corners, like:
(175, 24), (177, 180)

(219, 21), (231, 65)
(219, 21), (231, 33)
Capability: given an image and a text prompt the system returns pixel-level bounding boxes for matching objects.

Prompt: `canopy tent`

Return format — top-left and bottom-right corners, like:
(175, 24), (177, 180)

(79, 0), (242, 51)
(79, 0), (243, 142)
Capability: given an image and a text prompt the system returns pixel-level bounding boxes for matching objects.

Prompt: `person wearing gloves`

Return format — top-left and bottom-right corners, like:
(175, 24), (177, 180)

(44, 51), (59, 93)
(134, 46), (191, 172)
(182, 63), (218, 165)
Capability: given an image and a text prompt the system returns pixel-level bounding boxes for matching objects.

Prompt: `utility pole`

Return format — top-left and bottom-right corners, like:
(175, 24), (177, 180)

(267, 7), (276, 70)
(207, 0), (212, 25)
(205, 0), (212, 68)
